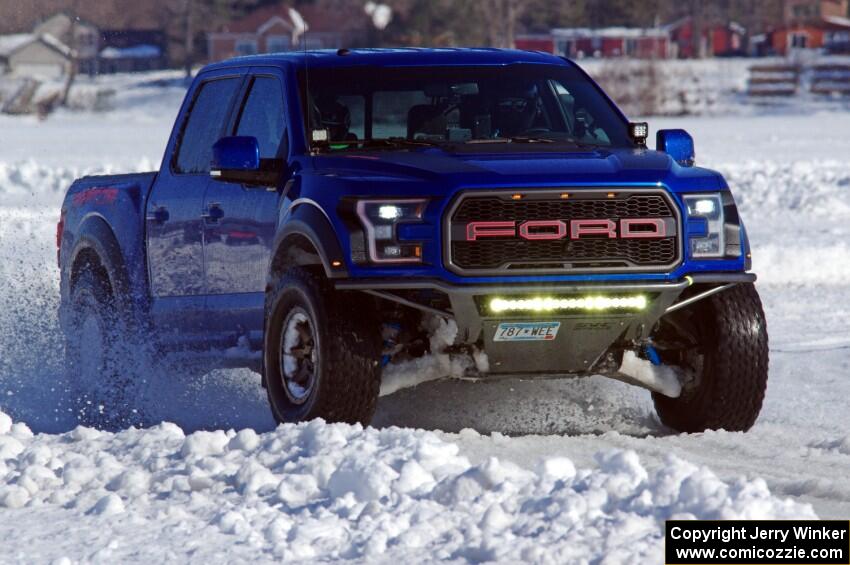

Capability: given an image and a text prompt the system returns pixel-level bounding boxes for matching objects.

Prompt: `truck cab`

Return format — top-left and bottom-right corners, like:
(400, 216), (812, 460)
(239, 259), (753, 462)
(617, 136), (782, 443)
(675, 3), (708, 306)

(58, 49), (767, 432)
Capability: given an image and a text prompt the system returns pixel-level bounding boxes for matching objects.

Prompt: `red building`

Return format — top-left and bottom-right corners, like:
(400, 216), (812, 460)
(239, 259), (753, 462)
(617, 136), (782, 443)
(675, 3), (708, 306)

(516, 19), (747, 60)
(767, 0), (850, 54)
(666, 17), (747, 58)
(513, 33), (554, 54)
(517, 27), (669, 59)
(207, 4), (369, 62)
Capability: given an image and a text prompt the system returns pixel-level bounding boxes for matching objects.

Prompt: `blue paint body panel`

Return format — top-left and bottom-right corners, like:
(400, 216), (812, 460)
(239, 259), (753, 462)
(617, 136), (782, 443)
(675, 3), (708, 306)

(57, 49), (752, 368)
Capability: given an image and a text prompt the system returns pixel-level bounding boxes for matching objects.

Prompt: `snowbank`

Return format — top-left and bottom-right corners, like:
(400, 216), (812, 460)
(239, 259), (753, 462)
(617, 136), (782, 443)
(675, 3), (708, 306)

(719, 160), (850, 219)
(0, 409), (814, 562)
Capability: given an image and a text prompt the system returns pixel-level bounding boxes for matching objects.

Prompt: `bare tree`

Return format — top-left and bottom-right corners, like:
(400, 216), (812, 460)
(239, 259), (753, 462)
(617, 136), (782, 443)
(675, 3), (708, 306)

(60, 2), (81, 107)
(161, 0), (199, 79)
(480, 0), (527, 48)
(162, 0), (258, 79)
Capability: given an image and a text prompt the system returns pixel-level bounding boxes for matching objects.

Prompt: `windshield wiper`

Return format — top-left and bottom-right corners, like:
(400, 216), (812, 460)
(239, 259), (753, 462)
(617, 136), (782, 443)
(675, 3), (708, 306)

(464, 136), (566, 145)
(464, 136), (553, 144)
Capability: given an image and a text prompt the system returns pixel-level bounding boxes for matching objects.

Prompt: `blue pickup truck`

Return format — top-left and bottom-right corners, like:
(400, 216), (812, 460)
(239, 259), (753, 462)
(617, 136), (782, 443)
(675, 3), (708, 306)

(58, 48), (767, 432)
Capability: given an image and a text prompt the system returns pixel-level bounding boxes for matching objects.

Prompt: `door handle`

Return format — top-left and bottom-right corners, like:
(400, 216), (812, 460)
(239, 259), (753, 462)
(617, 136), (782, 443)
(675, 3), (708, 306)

(146, 206), (169, 224)
(201, 203), (224, 223)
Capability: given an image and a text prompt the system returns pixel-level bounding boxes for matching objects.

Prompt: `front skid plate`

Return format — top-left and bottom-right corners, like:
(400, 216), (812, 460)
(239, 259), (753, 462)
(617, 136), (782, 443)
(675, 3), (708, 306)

(482, 315), (642, 374)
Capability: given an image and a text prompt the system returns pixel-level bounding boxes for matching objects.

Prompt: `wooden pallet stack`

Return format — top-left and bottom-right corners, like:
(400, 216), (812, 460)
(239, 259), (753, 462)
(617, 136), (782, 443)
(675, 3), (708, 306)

(810, 63), (850, 96)
(747, 64), (800, 97)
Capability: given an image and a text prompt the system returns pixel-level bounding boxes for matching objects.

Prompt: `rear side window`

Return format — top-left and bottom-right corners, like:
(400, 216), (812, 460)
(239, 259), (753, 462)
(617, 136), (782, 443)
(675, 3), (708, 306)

(174, 77), (240, 173)
(235, 76), (287, 159)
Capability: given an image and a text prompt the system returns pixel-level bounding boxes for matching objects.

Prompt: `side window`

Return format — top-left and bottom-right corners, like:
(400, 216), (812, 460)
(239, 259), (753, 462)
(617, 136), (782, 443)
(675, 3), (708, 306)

(235, 76), (287, 159)
(175, 77), (240, 174)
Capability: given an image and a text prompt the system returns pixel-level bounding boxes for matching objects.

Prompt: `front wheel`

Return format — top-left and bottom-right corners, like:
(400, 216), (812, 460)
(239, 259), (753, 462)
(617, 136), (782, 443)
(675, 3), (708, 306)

(652, 283), (769, 433)
(263, 267), (381, 424)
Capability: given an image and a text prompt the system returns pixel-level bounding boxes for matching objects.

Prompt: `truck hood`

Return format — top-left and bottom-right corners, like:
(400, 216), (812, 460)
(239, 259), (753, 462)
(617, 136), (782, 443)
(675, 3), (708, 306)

(310, 147), (726, 193)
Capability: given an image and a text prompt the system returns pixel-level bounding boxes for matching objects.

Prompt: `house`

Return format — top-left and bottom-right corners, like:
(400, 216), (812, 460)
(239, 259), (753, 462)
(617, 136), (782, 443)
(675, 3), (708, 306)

(0, 13), (94, 77)
(516, 18), (749, 60)
(207, 4), (369, 62)
(0, 12), (169, 77)
(517, 27), (670, 59)
(666, 17), (747, 58)
(768, 0), (850, 54)
(99, 29), (167, 73)
(0, 32), (75, 78)
(32, 13), (100, 74)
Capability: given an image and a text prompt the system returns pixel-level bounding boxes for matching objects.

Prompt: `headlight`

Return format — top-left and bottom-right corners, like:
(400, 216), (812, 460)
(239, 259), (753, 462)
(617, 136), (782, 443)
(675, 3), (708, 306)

(684, 193), (725, 258)
(356, 199), (427, 263)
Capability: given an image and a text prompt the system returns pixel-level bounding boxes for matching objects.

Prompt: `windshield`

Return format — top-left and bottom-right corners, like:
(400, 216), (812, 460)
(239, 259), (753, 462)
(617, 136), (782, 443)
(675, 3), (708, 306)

(299, 64), (633, 151)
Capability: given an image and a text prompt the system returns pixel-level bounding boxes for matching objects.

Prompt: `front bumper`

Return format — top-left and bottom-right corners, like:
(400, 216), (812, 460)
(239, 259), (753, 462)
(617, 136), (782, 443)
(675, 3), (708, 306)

(337, 272), (756, 375)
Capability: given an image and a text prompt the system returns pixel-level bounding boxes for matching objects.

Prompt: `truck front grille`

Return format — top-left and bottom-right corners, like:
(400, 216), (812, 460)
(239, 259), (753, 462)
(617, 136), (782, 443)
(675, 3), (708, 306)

(445, 189), (681, 275)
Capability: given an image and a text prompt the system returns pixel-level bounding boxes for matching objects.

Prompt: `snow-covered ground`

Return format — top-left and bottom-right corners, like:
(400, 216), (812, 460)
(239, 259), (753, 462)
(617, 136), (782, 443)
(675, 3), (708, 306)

(1, 77), (850, 562)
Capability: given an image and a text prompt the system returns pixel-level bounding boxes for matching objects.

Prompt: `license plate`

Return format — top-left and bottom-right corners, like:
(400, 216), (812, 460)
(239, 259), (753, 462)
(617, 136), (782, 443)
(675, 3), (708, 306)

(494, 322), (561, 342)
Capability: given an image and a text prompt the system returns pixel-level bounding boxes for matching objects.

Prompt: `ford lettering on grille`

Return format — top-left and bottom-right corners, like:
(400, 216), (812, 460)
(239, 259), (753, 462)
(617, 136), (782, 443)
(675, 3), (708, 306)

(446, 190), (681, 274)
(466, 218), (669, 241)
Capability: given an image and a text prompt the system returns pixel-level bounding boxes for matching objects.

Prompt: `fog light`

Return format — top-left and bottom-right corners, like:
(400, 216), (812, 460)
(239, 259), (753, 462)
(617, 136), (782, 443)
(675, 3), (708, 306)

(489, 295), (647, 313)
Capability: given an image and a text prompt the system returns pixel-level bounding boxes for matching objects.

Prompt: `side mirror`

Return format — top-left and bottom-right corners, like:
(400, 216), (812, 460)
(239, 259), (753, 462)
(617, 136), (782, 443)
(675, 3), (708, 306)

(210, 136), (282, 186)
(656, 129), (695, 167)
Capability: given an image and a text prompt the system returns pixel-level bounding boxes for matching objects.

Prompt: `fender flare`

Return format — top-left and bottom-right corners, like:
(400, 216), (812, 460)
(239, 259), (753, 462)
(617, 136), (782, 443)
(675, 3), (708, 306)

(67, 215), (133, 306)
(269, 201), (348, 283)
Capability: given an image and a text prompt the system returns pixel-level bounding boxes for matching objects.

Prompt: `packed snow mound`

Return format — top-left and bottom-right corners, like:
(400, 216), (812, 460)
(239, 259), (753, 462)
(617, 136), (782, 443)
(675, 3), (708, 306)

(718, 160), (850, 218)
(0, 410), (814, 562)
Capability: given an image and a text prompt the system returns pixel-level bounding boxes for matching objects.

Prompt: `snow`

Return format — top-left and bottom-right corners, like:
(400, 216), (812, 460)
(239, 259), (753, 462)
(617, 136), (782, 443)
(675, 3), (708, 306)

(379, 317), (480, 396)
(0, 34), (34, 56)
(618, 351), (682, 398)
(1, 72), (849, 561)
(99, 45), (161, 60)
(0, 410), (816, 562)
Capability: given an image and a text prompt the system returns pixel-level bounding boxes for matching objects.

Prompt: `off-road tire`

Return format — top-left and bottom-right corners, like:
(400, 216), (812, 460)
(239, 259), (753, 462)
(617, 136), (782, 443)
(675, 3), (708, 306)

(263, 267), (381, 424)
(64, 269), (148, 430)
(652, 283), (768, 432)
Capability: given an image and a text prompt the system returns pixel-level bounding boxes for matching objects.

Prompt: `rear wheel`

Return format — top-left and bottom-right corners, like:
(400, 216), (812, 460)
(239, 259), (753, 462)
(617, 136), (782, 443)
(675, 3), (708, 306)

(65, 269), (148, 429)
(263, 267), (381, 424)
(652, 283), (768, 432)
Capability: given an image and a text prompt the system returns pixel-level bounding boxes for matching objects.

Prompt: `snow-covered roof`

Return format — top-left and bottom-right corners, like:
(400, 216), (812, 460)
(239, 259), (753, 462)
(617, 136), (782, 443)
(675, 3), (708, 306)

(100, 44), (161, 59)
(824, 15), (850, 29)
(0, 33), (35, 57)
(0, 32), (74, 59)
(551, 27), (668, 40)
(39, 32), (74, 57)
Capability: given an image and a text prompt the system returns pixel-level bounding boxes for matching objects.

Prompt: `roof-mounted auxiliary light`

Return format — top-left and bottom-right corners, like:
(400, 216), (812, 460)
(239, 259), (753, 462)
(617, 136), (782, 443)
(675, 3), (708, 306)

(629, 122), (649, 147)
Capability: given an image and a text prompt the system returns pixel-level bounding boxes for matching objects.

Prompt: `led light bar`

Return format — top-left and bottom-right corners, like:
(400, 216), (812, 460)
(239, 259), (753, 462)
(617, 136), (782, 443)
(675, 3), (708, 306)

(489, 295), (648, 313)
